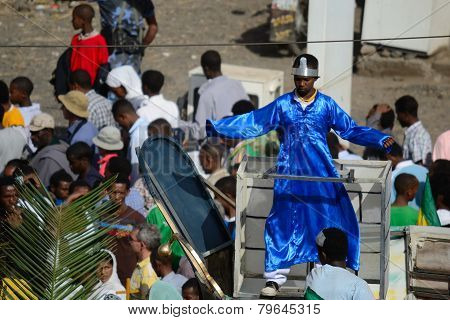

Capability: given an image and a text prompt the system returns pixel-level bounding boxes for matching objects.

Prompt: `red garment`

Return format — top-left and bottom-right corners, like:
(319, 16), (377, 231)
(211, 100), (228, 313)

(70, 33), (109, 85)
(98, 153), (119, 177)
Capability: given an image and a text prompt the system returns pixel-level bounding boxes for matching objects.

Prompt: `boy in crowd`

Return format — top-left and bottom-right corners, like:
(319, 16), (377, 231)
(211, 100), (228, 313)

(182, 278), (202, 300)
(2, 159), (29, 178)
(395, 95), (432, 167)
(0, 176), (23, 229)
(387, 142), (428, 209)
(9, 76), (41, 126)
(104, 156), (146, 216)
(137, 70), (180, 129)
(112, 99), (148, 183)
(65, 180), (91, 204)
(66, 141), (102, 188)
(391, 173), (419, 227)
(304, 228), (374, 300)
(49, 170), (74, 206)
(92, 126), (123, 177)
(69, 70), (115, 130)
(70, 4), (109, 87)
(1, 80), (24, 128)
(215, 176), (237, 240)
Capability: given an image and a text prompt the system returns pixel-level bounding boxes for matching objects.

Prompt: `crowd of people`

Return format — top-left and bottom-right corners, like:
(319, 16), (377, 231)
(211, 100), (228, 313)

(0, 1), (449, 301)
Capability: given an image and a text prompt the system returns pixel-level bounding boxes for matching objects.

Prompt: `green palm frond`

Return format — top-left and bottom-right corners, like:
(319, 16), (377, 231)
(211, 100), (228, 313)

(0, 177), (118, 300)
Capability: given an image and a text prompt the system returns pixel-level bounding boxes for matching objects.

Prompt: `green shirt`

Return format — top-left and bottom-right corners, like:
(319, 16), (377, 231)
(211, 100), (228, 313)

(146, 206), (185, 271)
(390, 206), (419, 227)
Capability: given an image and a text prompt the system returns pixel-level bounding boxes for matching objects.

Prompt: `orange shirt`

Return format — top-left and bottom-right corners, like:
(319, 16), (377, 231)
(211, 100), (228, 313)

(2, 105), (24, 128)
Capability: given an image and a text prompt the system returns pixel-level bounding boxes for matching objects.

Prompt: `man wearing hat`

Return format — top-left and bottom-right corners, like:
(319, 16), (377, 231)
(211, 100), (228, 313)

(59, 90), (98, 146)
(93, 126), (124, 176)
(29, 113), (76, 187)
(207, 54), (395, 297)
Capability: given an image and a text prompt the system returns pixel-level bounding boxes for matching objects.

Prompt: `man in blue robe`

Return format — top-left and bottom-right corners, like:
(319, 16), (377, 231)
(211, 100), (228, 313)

(206, 54), (394, 297)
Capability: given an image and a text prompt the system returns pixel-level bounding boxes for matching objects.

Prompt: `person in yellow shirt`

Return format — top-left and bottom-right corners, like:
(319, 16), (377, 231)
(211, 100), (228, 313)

(1, 80), (24, 128)
(129, 223), (160, 299)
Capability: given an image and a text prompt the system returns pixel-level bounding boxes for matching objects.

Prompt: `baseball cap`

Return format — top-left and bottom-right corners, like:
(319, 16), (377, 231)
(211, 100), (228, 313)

(29, 113), (55, 132)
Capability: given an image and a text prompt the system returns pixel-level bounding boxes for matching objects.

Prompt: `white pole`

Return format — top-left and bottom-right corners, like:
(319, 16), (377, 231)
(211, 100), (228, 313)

(307, 0), (355, 116)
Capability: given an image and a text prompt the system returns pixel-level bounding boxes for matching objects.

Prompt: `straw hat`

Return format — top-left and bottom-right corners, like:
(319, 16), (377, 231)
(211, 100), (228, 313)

(92, 126), (124, 151)
(58, 91), (89, 118)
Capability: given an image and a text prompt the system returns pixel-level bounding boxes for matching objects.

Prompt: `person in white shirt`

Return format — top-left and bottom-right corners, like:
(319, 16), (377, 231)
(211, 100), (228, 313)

(179, 50), (248, 140)
(9, 76), (41, 154)
(112, 99), (148, 184)
(304, 228), (374, 300)
(137, 70), (180, 129)
(326, 132), (363, 160)
(150, 249), (188, 295)
(107, 65), (147, 110)
(9, 76), (41, 126)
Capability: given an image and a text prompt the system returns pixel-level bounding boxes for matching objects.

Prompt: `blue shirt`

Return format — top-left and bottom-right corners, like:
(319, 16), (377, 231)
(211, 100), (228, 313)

(390, 160), (429, 210)
(67, 119), (98, 147)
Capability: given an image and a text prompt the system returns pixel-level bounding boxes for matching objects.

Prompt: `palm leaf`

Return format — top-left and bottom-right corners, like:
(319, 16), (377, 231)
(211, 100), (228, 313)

(0, 177), (119, 299)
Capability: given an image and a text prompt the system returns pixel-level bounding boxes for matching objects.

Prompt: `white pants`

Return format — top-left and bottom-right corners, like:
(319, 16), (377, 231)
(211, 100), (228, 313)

(263, 268), (291, 286)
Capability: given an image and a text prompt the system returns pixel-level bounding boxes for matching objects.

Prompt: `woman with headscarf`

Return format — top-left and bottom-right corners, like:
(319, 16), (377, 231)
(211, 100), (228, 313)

(106, 65), (146, 110)
(89, 250), (126, 300)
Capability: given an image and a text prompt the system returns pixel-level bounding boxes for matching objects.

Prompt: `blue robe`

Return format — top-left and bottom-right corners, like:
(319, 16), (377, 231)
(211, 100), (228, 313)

(206, 91), (389, 271)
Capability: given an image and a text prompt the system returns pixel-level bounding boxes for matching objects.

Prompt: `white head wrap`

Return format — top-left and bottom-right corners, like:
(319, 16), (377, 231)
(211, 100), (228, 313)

(106, 65), (143, 100)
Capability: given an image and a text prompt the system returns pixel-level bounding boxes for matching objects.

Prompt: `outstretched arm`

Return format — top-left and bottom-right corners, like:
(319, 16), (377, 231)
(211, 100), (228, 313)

(329, 99), (394, 152)
(206, 99), (280, 140)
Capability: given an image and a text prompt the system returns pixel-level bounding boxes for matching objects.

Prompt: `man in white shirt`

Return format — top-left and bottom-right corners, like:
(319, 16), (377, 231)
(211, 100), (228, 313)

(180, 50), (248, 140)
(150, 249), (188, 294)
(137, 70), (180, 129)
(304, 228), (374, 300)
(112, 99), (148, 183)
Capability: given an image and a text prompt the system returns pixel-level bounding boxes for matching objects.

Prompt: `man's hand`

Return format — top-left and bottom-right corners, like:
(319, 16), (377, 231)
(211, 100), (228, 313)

(383, 136), (395, 150)
(376, 103), (391, 114)
(366, 103), (391, 119)
(142, 16), (158, 46)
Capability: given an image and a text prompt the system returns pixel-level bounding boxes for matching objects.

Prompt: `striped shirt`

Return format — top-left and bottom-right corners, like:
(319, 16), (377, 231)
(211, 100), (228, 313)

(86, 90), (115, 130)
(403, 121), (432, 164)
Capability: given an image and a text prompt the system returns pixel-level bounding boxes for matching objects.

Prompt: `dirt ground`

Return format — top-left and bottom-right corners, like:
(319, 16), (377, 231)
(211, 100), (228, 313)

(0, 0), (449, 153)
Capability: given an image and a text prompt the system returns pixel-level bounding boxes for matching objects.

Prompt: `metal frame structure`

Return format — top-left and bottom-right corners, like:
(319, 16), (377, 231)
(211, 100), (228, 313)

(234, 156), (392, 299)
